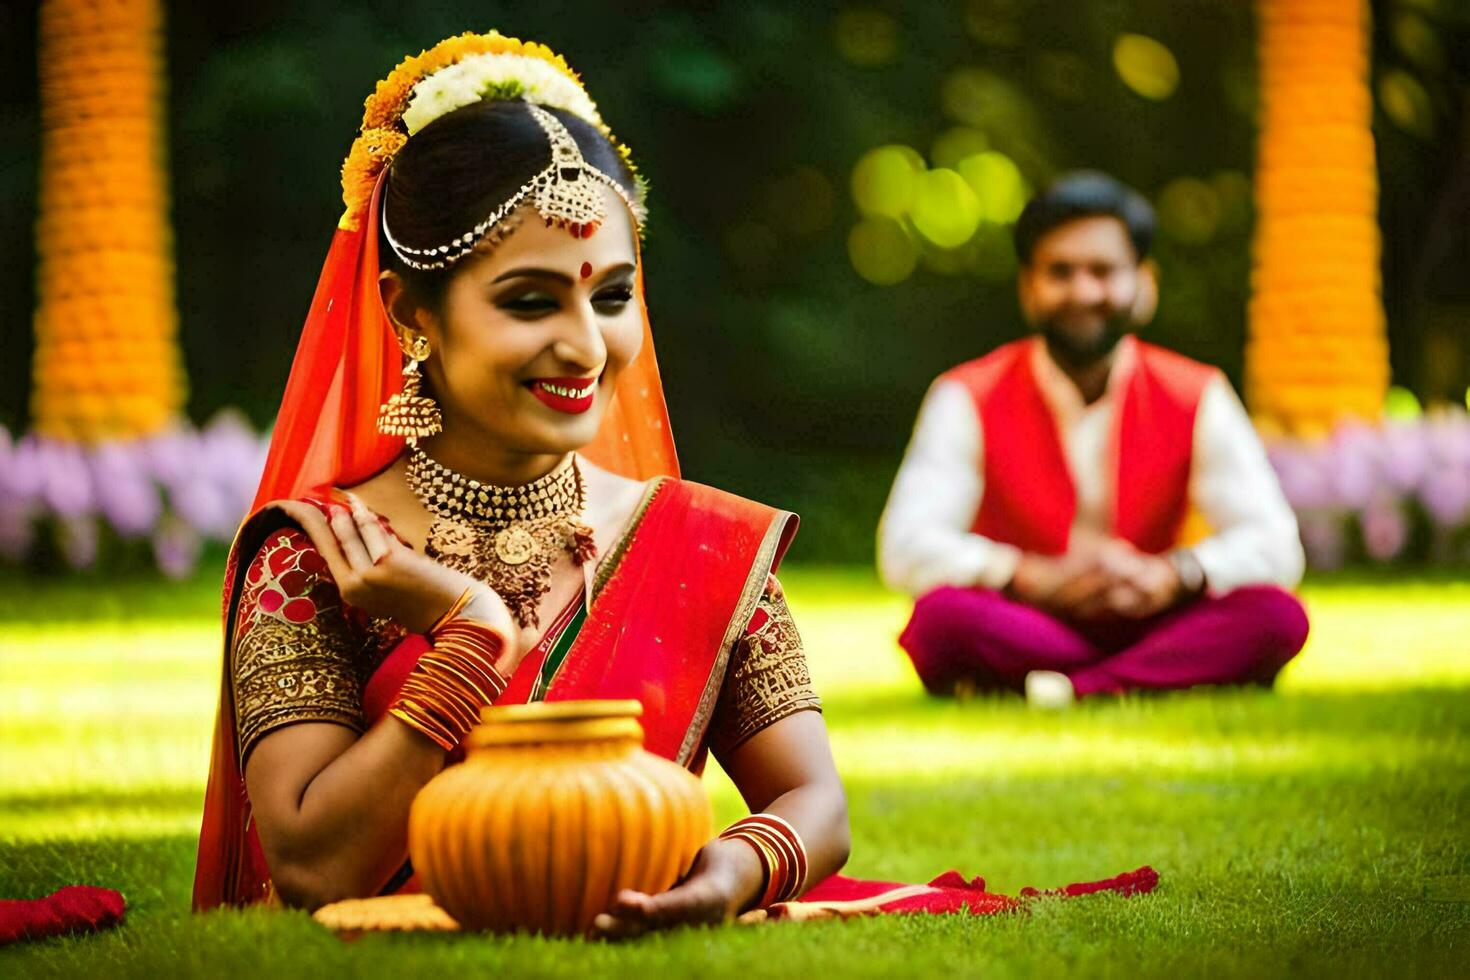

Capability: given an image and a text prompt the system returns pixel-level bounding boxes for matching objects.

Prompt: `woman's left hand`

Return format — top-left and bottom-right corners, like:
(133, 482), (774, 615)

(592, 838), (765, 940)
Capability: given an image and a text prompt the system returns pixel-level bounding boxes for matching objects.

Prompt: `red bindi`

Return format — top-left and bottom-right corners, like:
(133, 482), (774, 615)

(580, 261), (593, 280)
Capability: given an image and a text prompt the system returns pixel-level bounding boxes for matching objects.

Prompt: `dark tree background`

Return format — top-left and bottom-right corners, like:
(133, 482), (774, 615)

(2, 0), (1467, 560)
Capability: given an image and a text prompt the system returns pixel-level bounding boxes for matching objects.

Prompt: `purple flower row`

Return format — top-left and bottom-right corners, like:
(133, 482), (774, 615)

(1267, 410), (1470, 567)
(0, 412), (270, 578)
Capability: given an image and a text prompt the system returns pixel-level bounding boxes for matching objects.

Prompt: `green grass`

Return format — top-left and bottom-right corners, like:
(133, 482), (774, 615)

(2, 566), (1468, 977)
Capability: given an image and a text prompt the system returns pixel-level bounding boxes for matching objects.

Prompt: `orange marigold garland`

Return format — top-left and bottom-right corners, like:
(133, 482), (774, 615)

(1248, 0), (1388, 437)
(338, 30), (639, 231)
(31, 0), (186, 441)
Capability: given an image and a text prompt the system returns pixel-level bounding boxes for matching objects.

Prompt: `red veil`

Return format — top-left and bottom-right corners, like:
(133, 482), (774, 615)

(193, 177), (679, 909)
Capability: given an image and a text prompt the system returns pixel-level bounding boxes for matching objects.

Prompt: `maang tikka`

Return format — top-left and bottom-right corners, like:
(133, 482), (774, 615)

(375, 333), (443, 444)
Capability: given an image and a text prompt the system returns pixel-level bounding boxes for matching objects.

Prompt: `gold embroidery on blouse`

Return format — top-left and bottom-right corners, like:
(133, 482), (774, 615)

(232, 531), (369, 761)
(707, 577), (822, 759)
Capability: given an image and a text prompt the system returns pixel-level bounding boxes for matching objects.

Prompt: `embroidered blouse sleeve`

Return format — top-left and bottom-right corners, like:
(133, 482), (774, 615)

(708, 575), (823, 761)
(231, 528), (366, 763)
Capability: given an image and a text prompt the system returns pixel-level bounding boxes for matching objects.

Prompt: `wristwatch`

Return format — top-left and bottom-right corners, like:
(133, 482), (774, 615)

(1167, 548), (1207, 597)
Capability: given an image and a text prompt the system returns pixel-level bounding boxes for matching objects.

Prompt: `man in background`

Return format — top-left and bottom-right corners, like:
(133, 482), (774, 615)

(878, 172), (1308, 706)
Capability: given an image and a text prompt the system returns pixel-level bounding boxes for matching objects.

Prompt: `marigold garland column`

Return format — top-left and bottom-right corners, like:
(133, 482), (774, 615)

(1248, 0), (1387, 436)
(31, 0), (184, 441)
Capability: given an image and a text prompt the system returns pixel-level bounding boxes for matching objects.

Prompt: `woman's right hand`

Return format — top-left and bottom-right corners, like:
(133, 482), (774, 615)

(273, 496), (520, 665)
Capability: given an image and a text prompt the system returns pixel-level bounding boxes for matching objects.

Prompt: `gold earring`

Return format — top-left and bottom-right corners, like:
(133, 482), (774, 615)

(375, 333), (442, 444)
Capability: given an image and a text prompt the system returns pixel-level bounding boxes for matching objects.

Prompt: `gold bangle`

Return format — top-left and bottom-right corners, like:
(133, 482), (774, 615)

(428, 587), (475, 635)
(719, 814), (809, 905)
(389, 628), (508, 750)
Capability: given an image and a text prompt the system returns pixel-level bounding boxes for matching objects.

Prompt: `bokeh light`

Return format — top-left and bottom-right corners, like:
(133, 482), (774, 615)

(1378, 69), (1435, 139)
(847, 216), (919, 285)
(910, 169), (982, 248)
(1158, 177), (1222, 245)
(1384, 386), (1422, 421)
(955, 151), (1026, 225)
(850, 144), (924, 218)
(1210, 169), (1252, 233)
(940, 66), (1002, 127)
(919, 239), (971, 277)
(833, 7), (900, 67)
(1391, 11), (1446, 72)
(929, 126), (988, 170)
(1113, 33), (1180, 101)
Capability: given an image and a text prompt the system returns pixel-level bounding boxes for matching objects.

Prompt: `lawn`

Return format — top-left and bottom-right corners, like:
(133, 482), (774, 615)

(2, 566), (1467, 978)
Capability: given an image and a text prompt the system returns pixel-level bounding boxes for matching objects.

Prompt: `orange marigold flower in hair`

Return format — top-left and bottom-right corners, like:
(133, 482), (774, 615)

(339, 127), (407, 230)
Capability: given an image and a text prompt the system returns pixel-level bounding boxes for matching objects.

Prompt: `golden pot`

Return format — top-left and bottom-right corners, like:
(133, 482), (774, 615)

(408, 699), (712, 936)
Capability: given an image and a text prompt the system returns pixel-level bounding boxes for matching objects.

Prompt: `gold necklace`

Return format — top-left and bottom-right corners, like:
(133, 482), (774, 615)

(407, 448), (596, 629)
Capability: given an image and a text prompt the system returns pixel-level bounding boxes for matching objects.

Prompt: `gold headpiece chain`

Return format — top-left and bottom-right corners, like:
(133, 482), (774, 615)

(382, 104), (644, 272)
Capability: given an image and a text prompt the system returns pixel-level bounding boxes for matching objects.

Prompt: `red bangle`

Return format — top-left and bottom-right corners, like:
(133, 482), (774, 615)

(719, 813), (809, 907)
(389, 620), (508, 750)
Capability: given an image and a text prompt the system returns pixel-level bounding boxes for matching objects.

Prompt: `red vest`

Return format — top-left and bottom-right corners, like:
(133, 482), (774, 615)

(941, 338), (1217, 556)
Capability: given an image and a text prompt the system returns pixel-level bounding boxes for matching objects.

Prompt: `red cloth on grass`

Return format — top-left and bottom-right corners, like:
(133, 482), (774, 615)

(748, 866), (1159, 921)
(0, 886), (126, 945)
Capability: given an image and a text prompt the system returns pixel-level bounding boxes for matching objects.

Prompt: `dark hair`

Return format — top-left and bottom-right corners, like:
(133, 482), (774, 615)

(1012, 170), (1154, 264)
(378, 99), (641, 305)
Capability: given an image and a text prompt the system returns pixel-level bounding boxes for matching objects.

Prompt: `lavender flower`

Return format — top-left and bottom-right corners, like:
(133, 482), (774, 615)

(39, 440), (95, 518)
(1420, 468), (1470, 530)
(90, 442), (162, 538)
(1325, 423), (1380, 511)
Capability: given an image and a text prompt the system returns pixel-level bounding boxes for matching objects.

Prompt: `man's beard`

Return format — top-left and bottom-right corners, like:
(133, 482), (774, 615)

(1038, 309), (1132, 371)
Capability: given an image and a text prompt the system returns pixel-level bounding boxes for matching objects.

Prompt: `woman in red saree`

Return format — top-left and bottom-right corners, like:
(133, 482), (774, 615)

(194, 33), (843, 933)
(195, 32), (1153, 934)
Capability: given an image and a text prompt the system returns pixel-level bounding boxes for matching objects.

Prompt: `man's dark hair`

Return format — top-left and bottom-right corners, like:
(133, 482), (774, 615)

(1012, 171), (1155, 265)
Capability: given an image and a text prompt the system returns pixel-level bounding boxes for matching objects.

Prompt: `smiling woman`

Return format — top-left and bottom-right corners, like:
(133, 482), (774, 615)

(192, 31), (849, 936)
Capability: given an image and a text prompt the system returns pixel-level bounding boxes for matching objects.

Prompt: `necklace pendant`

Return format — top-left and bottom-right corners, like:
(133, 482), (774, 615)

(494, 525), (539, 565)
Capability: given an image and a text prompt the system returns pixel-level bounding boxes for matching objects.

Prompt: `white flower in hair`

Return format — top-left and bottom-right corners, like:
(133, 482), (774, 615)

(402, 52), (604, 135)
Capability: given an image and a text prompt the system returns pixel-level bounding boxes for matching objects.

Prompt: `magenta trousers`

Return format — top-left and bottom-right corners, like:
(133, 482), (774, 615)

(898, 585), (1309, 698)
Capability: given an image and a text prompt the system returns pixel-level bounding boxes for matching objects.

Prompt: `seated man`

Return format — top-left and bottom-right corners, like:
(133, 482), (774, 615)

(878, 172), (1308, 706)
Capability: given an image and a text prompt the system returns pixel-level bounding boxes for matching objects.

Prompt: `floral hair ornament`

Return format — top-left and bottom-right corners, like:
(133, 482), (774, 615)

(337, 31), (645, 262)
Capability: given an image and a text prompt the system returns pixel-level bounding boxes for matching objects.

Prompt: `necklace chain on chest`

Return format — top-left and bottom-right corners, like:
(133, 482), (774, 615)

(405, 448), (596, 630)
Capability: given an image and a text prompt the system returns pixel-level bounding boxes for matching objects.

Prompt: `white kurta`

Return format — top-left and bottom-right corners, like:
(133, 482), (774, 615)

(877, 337), (1304, 598)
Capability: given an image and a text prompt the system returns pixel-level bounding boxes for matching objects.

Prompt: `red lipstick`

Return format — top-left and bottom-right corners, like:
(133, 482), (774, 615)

(527, 376), (597, 415)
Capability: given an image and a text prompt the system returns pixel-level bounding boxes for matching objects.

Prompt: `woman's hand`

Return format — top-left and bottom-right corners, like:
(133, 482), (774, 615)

(272, 496), (518, 647)
(591, 838), (766, 940)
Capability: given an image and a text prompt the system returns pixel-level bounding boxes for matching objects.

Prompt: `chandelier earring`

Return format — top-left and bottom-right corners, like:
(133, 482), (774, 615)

(375, 332), (443, 444)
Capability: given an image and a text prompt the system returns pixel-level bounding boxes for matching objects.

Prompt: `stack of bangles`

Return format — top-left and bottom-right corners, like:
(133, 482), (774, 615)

(388, 589), (509, 751)
(718, 813), (810, 908)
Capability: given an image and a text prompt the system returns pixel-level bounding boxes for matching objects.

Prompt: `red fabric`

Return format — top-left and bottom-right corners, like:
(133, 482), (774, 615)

(764, 866), (1158, 920)
(545, 480), (796, 763)
(0, 886), (126, 945)
(949, 342), (1075, 555)
(361, 633), (432, 725)
(1112, 344), (1217, 553)
(944, 338), (1216, 555)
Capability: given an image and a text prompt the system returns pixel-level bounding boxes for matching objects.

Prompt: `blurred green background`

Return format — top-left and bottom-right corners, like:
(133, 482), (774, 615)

(3, 0), (1468, 561)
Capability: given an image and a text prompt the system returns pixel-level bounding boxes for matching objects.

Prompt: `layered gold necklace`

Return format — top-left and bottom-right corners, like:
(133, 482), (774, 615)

(407, 448), (597, 629)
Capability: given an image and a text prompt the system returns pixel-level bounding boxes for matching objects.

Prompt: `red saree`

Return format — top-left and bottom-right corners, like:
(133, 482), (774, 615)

(192, 478), (795, 909)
